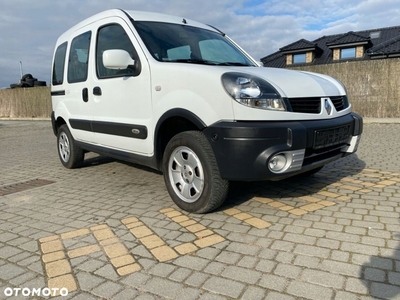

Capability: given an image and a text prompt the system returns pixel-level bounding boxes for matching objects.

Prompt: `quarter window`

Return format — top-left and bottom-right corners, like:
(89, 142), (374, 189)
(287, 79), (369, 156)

(68, 31), (91, 83)
(96, 24), (140, 78)
(52, 42), (67, 85)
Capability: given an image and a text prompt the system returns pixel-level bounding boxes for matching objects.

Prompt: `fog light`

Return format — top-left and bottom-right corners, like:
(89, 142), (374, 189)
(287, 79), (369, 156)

(269, 154), (287, 172)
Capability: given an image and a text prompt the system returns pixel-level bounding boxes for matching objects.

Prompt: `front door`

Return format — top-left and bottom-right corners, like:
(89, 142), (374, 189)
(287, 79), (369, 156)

(87, 18), (153, 155)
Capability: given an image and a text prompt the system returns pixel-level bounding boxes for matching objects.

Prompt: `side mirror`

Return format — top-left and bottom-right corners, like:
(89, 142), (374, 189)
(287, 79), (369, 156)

(103, 49), (135, 70)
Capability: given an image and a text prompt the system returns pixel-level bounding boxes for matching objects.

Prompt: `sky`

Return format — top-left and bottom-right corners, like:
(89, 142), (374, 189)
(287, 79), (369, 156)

(0, 0), (399, 88)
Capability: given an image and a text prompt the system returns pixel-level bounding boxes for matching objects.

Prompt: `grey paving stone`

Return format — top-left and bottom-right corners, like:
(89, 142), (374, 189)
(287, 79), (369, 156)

(301, 269), (345, 289)
(203, 276), (245, 298)
(142, 277), (183, 299)
(185, 272), (209, 288)
(0, 264), (26, 280)
(221, 266), (262, 284)
(370, 282), (400, 299)
(258, 274), (288, 292)
(287, 281), (333, 300)
(76, 272), (105, 292)
(241, 286), (266, 300)
(91, 281), (123, 299)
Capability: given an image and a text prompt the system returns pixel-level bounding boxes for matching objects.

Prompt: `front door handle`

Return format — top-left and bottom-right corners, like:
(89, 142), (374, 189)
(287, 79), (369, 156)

(93, 86), (102, 96)
(82, 88), (88, 102)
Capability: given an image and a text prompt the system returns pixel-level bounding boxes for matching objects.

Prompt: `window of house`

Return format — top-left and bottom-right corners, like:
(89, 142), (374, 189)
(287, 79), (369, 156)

(68, 31), (91, 83)
(293, 53), (306, 64)
(340, 47), (356, 59)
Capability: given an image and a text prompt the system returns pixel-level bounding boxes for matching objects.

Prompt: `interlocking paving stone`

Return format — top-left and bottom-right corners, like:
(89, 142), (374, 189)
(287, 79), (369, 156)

(1, 121), (400, 299)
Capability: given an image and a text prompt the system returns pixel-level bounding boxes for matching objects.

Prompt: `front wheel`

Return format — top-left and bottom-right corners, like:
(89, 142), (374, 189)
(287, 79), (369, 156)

(162, 131), (229, 213)
(57, 124), (84, 169)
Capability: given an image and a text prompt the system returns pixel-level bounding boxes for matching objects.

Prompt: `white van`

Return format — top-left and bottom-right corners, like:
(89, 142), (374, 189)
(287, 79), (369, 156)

(51, 9), (363, 213)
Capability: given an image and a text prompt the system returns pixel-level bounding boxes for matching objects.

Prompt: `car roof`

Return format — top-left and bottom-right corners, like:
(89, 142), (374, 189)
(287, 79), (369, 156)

(56, 9), (218, 44)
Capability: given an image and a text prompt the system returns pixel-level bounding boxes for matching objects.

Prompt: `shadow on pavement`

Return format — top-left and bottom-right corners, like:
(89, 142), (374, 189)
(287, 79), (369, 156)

(360, 234), (400, 299)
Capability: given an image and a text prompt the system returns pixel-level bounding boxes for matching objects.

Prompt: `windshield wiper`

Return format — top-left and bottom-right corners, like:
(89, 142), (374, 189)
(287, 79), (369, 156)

(172, 59), (217, 65)
(217, 62), (251, 66)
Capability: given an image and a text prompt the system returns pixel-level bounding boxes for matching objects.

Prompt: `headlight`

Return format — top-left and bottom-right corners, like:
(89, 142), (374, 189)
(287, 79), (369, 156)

(222, 72), (286, 111)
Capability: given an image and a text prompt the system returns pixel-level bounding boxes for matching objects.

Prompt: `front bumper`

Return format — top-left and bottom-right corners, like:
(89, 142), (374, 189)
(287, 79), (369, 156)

(203, 113), (363, 181)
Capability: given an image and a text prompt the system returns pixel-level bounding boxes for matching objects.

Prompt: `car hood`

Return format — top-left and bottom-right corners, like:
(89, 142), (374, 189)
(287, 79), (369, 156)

(233, 67), (345, 98)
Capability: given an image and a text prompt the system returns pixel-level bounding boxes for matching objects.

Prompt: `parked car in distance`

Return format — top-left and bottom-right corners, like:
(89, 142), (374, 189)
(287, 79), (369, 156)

(51, 9), (363, 213)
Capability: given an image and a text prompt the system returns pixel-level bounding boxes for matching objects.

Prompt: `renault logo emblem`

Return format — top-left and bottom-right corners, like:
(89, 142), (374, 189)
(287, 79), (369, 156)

(325, 99), (332, 115)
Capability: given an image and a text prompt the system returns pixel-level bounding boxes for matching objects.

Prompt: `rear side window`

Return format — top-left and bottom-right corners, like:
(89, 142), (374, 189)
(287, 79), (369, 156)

(96, 24), (140, 78)
(68, 31), (91, 83)
(52, 42), (67, 85)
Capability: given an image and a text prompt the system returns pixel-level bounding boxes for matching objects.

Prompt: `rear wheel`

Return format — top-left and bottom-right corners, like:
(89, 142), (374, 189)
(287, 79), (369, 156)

(163, 131), (229, 213)
(57, 125), (84, 169)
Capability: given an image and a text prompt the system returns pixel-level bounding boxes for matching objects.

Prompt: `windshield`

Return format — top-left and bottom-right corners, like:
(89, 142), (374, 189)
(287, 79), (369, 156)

(133, 21), (256, 66)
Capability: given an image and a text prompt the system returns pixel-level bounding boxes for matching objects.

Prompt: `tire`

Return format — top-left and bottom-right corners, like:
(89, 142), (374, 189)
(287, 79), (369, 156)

(162, 131), (229, 213)
(57, 124), (84, 169)
(34, 80), (46, 87)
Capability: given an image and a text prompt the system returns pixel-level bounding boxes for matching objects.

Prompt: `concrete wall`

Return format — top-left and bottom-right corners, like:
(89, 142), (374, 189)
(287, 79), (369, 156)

(0, 87), (51, 118)
(1, 59), (400, 118)
(288, 58), (400, 118)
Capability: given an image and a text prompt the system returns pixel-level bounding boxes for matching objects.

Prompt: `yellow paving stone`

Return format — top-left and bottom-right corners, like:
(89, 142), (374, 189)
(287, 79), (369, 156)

(159, 208), (175, 213)
(42, 251), (65, 263)
(317, 191), (339, 198)
(317, 200), (336, 207)
(244, 218), (271, 229)
(39, 235), (59, 243)
(164, 211), (181, 218)
(299, 196), (321, 203)
(89, 224), (108, 231)
(93, 228), (115, 241)
(110, 254), (136, 268)
(362, 182), (376, 187)
(130, 226), (153, 238)
(41, 239), (64, 254)
(278, 205), (295, 211)
(341, 184), (362, 191)
(103, 243), (128, 259)
(195, 229), (214, 238)
(117, 263), (141, 276)
(328, 182), (343, 187)
(68, 244), (101, 258)
(121, 216), (139, 224)
(223, 208), (241, 216)
(48, 274), (77, 294)
(233, 212), (252, 220)
(337, 195), (352, 201)
(289, 208), (308, 216)
(358, 189), (373, 193)
(391, 177), (400, 182)
(186, 224), (206, 233)
(151, 245), (178, 262)
(252, 197), (274, 204)
(373, 185), (386, 188)
(172, 215), (190, 223)
(378, 180), (397, 186)
(180, 220), (197, 227)
(61, 228), (90, 240)
(45, 259), (72, 278)
(362, 173), (382, 178)
(174, 242), (198, 255)
(140, 235), (165, 249)
(194, 234), (225, 248)
(268, 201), (286, 208)
(125, 221), (144, 229)
(301, 203), (325, 212)
(99, 237), (120, 246)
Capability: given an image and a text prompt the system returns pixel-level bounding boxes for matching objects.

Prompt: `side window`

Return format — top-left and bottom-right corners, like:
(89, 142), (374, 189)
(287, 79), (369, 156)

(96, 24), (140, 78)
(52, 42), (67, 85)
(68, 31), (91, 83)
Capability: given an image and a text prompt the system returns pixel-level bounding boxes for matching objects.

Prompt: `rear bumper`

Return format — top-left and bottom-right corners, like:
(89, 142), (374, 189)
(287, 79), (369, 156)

(203, 113), (363, 181)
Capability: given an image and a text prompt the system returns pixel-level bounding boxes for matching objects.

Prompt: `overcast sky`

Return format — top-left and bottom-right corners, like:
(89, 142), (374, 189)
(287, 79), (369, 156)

(0, 0), (399, 88)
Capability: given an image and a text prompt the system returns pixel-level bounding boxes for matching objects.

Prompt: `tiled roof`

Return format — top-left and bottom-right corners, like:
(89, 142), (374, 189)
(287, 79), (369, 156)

(261, 25), (400, 67)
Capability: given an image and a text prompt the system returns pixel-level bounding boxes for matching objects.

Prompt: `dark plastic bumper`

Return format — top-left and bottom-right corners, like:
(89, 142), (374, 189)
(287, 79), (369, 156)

(203, 113), (363, 181)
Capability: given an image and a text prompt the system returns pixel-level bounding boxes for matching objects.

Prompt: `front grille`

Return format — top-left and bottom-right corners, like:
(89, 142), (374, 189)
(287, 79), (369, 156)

(286, 96), (349, 114)
(287, 98), (321, 114)
(330, 96), (349, 112)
